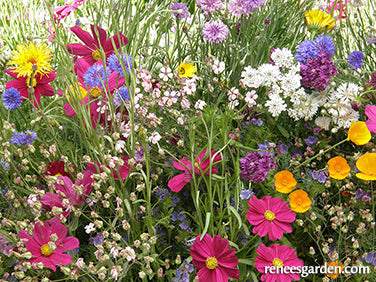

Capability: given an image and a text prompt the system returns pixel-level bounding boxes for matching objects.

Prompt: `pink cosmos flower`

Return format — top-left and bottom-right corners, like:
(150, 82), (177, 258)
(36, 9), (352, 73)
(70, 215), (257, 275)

(190, 234), (240, 282)
(168, 148), (222, 192)
(54, 0), (87, 21)
(246, 195), (296, 241)
(66, 25), (128, 66)
(365, 104), (376, 133)
(40, 171), (94, 217)
(18, 218), (79, 271)
(5, 69), (56, 108)
(254, 243), (304, 282)
(86, 156), (131, 180)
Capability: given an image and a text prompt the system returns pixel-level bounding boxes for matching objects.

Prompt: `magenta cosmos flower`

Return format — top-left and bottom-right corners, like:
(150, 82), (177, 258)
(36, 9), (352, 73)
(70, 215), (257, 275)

(54, 0), (87, 21)
(365, 104), (376, 134)
(5, 69), (56, 108)
(18, 218), (79, 271)
(40, 171), (94, 217)
(190, 234), (240, 282)
(246, 195), (296, 240)
(255, 243), (304, 282)
(66, 25), (128, 66)
(168, 149), (222, 192)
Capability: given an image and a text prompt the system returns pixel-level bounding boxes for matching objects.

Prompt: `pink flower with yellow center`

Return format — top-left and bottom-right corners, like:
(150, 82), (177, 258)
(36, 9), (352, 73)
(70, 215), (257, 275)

(18, 218), (79, 271)
(190, 234), (240, 282)
(246, 195), (296, 241)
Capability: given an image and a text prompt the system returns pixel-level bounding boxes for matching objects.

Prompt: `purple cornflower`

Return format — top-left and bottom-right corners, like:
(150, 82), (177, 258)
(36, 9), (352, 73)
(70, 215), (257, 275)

(84, 64), (110, 87)
(300, 52), (337, 91)
(365, 252), (376, 266)
(2, 88), (22, 110)
(295, 40), (320, 64)
(202, 20), (229, 43)
(170, 2), (189, 19)
(305, 136), (318, 147)
(196, 0), (223, 14)
(228, 0), (265, 17)
(10, 130), (37, 146)
(312, 35), (335, 57)
(239, 151), (275, 183)
(107, 53), (132, 77)
(348, 51), (364, 70)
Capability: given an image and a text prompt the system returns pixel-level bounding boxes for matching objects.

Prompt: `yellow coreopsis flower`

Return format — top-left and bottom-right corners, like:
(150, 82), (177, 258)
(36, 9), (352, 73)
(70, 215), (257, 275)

(347, 121), (371, 145)
(356, 153), (376, 181)
(178, 61), (197, 78)
(305, 9), (335, 33)
(8, 41), (53, 78)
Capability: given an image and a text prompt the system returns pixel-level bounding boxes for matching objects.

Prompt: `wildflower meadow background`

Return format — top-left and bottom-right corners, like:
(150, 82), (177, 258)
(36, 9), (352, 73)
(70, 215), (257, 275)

(1, 0), (376, 281)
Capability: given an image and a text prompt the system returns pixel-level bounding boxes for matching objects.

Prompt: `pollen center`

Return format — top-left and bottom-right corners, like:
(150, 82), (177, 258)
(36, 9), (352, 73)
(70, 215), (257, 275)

(272, 258), (284, 267)
(92, 50), (101, 61)
(178, 67), (185, 75)
(194, 162), (200, 169)
(206, 257), (218, 270)
(55, 173), (62, 177)
(40, 244), (53, 256)
(89, 87), (102, 98)
(264, 210), (276, 221)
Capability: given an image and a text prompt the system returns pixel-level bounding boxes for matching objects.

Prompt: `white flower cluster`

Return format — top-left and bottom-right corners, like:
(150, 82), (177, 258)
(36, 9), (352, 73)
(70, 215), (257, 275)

(314, 83), (360, 130)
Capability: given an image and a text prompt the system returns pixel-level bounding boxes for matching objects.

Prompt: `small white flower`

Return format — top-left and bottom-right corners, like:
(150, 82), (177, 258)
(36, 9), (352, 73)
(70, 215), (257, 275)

(158, 67), (173, 81)
(85, 223), (96, 234)
(270, 48), (294, 68)
(124, 246), (136, 261)
(194, 100), (207, 110)
(245, 90), (258, 107)
(148, 132), (161, 144)
(315, 116), (332, 130)
(212, 59), (225, 74)
(115, 140), (125, 152)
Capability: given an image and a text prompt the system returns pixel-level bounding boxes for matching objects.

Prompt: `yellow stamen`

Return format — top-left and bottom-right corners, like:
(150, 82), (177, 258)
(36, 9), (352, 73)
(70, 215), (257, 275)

(264, 210), (276, 221)
(206, 257), (218, 270)
(40, 244), (53, 256)
(92, 50), (101, 61)
(89, 87), (101, 98)
(272, 258), (284, 267)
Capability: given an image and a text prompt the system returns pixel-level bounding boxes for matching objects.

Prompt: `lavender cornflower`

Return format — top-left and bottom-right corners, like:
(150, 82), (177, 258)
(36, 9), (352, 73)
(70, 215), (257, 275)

(295, 40), (320, 64)
(239, 151), (275, 183)
(84, 64), (110, 87)
(202, 21), (229, 43)
(170, 2), (189, 19)
(347, 51), (364, 70)
(10, 130), (37, 146)
(312, 35), (336, 57)
(228, 0), (265, 17)
(107, 53), (133, 76)
(196, 0), (223, 14)
(240, 189), (254, 200)
(2, 88), (22, 110)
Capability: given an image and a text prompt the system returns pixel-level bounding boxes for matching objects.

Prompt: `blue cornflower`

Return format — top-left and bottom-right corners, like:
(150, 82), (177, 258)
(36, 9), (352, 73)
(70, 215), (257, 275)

(296, 40), (319, 64)
(305, 136), (318, 147)
(312, 35), (335, 58)
(2, 88), (22, 110)
(107, 53), (133, 76)
(348, 51), (364, 70)
(240, 189), (253, 200)
(10, 130), (37, 146)
(23, 130), (38, 145)
(84, 64), (110, 87)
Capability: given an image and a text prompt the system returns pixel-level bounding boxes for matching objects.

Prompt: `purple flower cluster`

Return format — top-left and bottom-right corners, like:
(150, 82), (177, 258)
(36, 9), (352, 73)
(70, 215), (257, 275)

(9, 130), (37, 146)
(296, 36), (335, 64)
(228, 0), (265, 17)
(300, 52), (338, 91)
(202, 21), (229, 43)
(2, 87), (22, 110)
(107, 53), (133, 77)
(239, 151), (275, 183)
(347, 51), (364, 70)
(196, 0), (223, 14)
(170, 2), (189, 19)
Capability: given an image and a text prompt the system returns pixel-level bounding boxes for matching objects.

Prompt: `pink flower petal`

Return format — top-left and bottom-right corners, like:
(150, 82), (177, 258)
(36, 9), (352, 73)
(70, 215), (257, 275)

(168, 173), (190, 192)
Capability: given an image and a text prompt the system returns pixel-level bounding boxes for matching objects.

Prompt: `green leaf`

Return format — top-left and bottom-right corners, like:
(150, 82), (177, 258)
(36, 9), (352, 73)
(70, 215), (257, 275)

(277, 125), (290, 138)
(238, 258), (254, 266)
(227, 205), (242, 229)
(200, 212), (211, 240)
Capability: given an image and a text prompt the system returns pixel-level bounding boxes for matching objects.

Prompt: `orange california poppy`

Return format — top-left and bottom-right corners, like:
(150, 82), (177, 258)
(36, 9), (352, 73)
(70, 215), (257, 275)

(326, 261), (344, 279)
(274, 170), (297, 193)
(347, 121), (371, 146)
(356, 153), (376, 181)
(327, 156), (350, 180)
(289, 190), (312, 213)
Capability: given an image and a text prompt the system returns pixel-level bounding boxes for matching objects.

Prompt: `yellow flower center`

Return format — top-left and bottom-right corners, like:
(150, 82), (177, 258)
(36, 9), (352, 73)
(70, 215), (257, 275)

(66, 0), (74, 5)
(55, 173), (62, 177)
(206, 257), (218, 270)
(178, 67), (185, 76)
(89, 87), (102, 98)
(92, 50), (101, 61)
(282, 179), (288, 186)
(194, 162), (200, 169)
(272, 258), (284, 267)
(264, 210), (276, 221)
(40, 244), (53, 256)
